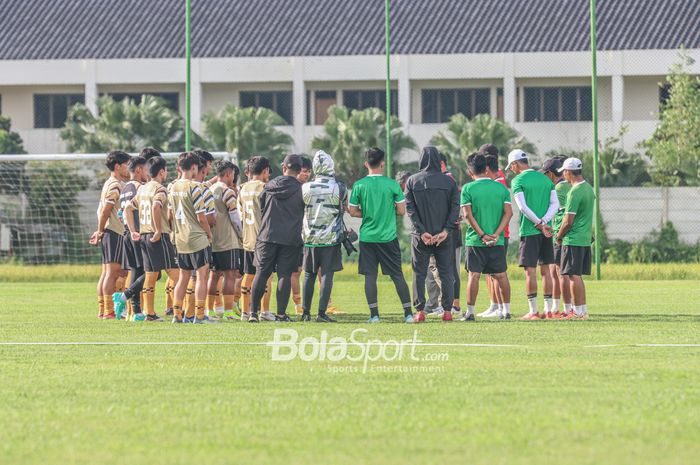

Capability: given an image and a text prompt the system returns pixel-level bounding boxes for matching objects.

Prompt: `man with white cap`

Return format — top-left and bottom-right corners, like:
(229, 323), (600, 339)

(507, 149), (559, 320)
(555, 157), (594, 319)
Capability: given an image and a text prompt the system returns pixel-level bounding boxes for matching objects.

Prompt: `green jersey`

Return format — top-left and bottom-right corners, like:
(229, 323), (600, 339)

(349, 174), (405, 243)
(563, 181), (595, 246)
(552, 180), (571, 235)
(511, 169), (555, 237)
(460, 178), (511, 247)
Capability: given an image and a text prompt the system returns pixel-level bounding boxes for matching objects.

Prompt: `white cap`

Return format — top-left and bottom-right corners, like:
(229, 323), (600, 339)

(558, 157), (583, 173)
(507, 149), (528, 166)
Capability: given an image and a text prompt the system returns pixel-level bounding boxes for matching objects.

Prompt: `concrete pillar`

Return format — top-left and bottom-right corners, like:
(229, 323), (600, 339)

(84, 60), (98, 115)
(190, 58), (202, 133)
(612, 74), (624, 129)
(398, 55), (411, 125)
(292, 57), (305, 152)
(503, 54), (516, 124)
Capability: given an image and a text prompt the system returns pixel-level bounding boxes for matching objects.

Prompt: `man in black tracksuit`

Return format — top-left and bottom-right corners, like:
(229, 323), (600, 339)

(248, 154), (305, 322)
(405, 146), (460, 321)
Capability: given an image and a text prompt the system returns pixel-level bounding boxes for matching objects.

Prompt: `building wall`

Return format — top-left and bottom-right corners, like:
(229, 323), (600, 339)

(624, 76), (665, 120)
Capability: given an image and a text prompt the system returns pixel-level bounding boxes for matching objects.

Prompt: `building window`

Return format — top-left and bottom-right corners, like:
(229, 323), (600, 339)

(240, 91), (292, 124)
(421, 88), (490, 123)
(33, 94), (85, 128)
(107, 92), (179, 112)
(523, 87), (592, 122)
(659, 84), (671, 106)
(313, 91), (337, 125)
(343, 89), (397, 116)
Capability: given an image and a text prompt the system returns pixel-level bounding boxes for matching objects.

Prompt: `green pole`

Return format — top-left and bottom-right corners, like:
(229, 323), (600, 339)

(185, 0), (192, 151)
(384, 0), (392, 178)
(590, 0), (601, 280)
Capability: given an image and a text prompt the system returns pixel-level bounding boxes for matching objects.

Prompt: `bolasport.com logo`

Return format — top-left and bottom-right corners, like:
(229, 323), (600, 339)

(267, 328), (448, 374)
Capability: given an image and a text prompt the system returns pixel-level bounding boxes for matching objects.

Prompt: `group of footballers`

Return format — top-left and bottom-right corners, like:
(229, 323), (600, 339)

(89, 141), (593, 324)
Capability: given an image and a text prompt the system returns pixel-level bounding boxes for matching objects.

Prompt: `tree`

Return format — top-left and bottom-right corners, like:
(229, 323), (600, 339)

(203, 105), (293, 169)
(60, 95), (200, 153)
(311, 105), (416, 185)
(643, 51), (700, 186)
(431, 113), (536, 185)
(0, 116), (25, 154)
(549, 127), (651, 187)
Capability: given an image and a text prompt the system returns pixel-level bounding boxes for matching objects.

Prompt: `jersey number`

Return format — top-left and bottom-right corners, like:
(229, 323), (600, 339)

(244, 200), (255, 225)
(175, 202), (186, 224)
(139, 200), (152, 226)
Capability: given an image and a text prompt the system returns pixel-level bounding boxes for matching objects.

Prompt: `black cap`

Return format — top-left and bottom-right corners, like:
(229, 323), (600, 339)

(540, 157), (563, 173)
(282, 154), (303, 171)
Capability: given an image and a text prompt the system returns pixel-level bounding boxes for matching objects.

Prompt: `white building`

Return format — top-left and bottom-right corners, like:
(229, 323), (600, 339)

(0, 0), (699, 158)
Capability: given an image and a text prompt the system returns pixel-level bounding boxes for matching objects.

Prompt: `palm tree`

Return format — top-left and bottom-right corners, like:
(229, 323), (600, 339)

(61, 95), (197, 153)
(203, 105), (293, 169)
(431, 113), (536, 185)
(311, 105), (416, 185)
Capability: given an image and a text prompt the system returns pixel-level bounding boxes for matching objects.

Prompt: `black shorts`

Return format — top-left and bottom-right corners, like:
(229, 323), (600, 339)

(101, 229), (124, 265)
(358, 239), (403, 277)
(243, 250), (256, 275)
(140, 233), (178, 272)
(466, 246), (507, 274)
(211, 249), (244, 272)
(121, 233), (142, 269)
(297, 247), (304, 269)
(177, 246), (211, 271)
(518, 234), (555, 268)
(553, 242), (563, 266)
(254, 241), (302, 276)
(303, 244), (343, 274)
(560, 245), (592, 276)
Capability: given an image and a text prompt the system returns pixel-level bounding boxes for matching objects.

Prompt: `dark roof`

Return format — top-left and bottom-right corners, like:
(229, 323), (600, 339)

(1, 0), (698, 60)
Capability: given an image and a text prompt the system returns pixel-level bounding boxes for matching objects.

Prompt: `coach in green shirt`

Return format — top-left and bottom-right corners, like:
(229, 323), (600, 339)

(508, 149), (560, 320)
(555, 157), (594, 320)
(460, 153), (513, 321)
(348, 147), (414, 323)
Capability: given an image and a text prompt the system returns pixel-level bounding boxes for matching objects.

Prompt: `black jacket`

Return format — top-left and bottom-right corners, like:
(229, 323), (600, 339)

(258, 175), (304, 246)
(405, 146), (460, 236)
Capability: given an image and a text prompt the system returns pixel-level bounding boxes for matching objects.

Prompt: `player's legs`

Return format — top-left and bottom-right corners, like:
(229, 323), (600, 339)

(433, 243), (455, 315)
(452, 246), (461, 311)
(262, 276), (273, 313)
(302, 270), (316, 316)
(101, 262), (121, 318)
(184, 274), (196, 318)
(466, 271), (481, 311)
(173, 267), (191, 322)
(97, 264), (106, 317)
(540, 264), (554, 317)
(291, 269), (302, 314)
(214, 276), (224, 309)
(143, 271), (159, 316)
(492, 271), (511, 317)
(241, 273), (254, 316)
(222, 269), (238, 314)
(194, 264), (209, 320)
(411, 238), (431, 312)
(558, 268), (572, 314)
(425, 257), (442, 311)
(206, 270), (223, 313)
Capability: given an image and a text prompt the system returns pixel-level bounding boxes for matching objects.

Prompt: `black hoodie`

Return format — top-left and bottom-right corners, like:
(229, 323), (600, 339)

(257, 175), (304, 246)
(405, 146), (460, 236)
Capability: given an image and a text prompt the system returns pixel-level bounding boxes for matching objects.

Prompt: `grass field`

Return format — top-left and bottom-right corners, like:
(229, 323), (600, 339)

(1, 267), (699, 465)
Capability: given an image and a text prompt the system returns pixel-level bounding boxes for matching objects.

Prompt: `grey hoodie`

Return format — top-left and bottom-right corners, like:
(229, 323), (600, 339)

(302, 150), (347, 246)
(405, 146), (460, 236)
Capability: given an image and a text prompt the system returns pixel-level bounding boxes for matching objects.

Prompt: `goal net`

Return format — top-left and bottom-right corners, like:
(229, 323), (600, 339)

(0, 152), (231, 264)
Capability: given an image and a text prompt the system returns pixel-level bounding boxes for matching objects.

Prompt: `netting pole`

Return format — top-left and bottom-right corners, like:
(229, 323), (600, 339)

(185, 0), (192, 151)
(384, 0), (392, 178)
(590, 0), (602, 280)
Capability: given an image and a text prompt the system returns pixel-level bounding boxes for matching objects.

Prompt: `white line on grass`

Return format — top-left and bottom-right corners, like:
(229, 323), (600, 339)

(0, 342), (526, 348)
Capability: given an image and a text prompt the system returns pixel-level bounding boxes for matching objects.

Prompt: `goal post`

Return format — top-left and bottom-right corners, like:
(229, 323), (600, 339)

(0, 152), (232, 264)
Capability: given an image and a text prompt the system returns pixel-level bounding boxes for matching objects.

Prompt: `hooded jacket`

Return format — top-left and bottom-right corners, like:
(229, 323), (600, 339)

(257, 174), (304, 246)
(405, 146), (460, 236)
(302, 150), (347, 246)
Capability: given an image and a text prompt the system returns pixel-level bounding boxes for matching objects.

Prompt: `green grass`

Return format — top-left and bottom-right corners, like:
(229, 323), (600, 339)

(2, 262), (700, 282)
(1, 274), (699, 465)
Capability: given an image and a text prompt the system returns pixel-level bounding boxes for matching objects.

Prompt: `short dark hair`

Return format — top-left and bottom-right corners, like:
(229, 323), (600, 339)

(301, 156), (312, 170)
(106, 150), (131, 171)
(485, 155), (500, 173)
(479, 143), (499, 157)
(395, 170), (411, 184)
(216, 160), (240, 183)
(439, 152), (448, 165)
(467, 152), (487, 175)
(283, 154), (303, 174)
(365, 147), (385, 168)
(568, 169), (583, 176)
(128, 156), (147, 172)
(148, 156), (168, 178)
(178, 152), (200, 171)
(194, 149), (214, 165)
(139, 147), (161, 160)
(248, 156), (270, 176)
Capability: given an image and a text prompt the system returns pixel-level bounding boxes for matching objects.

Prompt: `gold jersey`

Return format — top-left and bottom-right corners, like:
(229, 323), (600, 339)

(134, 180), (171, 235)
(167, 178), (210, 254)
(209, 181), (242, 252)
(237, 179), (265, 251)
(99, 175), (125, 235)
